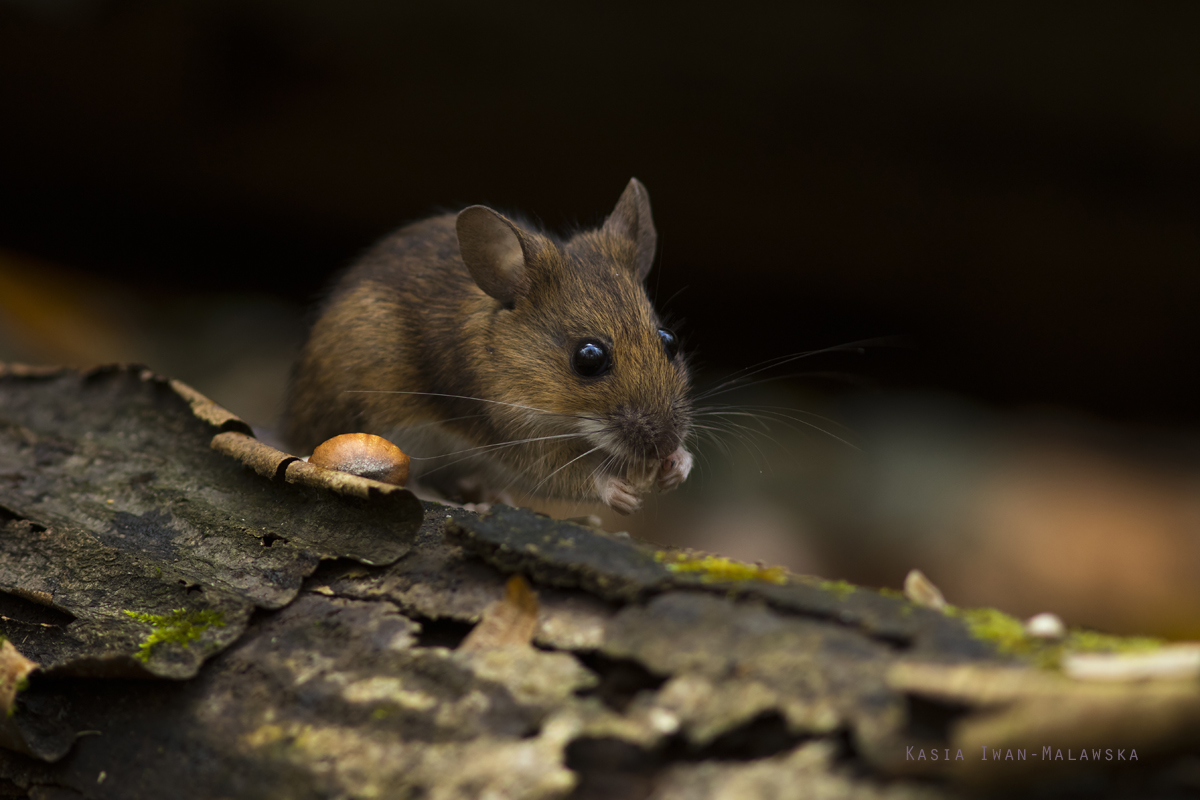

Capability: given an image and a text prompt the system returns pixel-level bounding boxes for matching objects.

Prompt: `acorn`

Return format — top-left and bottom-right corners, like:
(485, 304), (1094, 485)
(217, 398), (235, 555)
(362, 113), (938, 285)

(309, 433), (410, 487)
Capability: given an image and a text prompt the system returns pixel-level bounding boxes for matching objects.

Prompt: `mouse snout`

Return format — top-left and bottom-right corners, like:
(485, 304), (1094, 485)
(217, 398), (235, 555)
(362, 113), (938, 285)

(611, 404), (686, 461)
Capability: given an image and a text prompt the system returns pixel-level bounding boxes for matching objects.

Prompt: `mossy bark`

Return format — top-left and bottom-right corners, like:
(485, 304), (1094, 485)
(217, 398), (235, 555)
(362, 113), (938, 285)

(0, 365), (1196, 799)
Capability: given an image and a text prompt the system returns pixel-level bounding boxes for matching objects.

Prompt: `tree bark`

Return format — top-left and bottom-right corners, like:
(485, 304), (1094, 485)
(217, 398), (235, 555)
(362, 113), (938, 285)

(0, 364), (1195, 799)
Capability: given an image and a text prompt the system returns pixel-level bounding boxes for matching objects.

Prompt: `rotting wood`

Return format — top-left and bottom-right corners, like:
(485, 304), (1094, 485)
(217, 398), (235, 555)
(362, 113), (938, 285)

(0, 364), (1196, 799)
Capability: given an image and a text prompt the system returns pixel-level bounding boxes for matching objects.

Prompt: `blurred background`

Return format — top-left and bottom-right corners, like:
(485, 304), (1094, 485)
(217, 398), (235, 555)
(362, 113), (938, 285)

(1, 1), (1198, 638)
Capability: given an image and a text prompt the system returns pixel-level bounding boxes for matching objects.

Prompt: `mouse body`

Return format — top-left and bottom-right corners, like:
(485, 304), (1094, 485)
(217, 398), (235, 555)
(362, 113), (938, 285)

(283, 179), (693, 514)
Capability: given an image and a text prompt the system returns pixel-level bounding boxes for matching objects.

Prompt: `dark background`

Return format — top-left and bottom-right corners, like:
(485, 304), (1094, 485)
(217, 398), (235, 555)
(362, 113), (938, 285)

(2, 1), (1199, 637)
(3, 0), (1198, 424)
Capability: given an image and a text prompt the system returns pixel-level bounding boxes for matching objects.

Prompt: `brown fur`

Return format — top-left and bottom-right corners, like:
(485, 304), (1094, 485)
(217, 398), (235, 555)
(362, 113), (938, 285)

(283, 179), (692, 510)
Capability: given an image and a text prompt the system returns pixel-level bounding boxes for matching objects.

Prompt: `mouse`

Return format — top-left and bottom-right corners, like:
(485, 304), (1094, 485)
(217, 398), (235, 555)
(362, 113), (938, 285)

(282, 178), (694, 514)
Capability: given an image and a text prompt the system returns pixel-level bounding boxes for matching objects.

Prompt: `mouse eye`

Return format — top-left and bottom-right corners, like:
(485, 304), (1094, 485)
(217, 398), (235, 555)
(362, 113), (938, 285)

(658, 328), (679, 361)
(571, 339), (612, 378)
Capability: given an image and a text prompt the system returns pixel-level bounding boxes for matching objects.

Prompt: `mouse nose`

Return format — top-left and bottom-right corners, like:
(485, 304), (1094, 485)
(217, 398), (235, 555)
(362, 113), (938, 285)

(613, 405), (682, 460)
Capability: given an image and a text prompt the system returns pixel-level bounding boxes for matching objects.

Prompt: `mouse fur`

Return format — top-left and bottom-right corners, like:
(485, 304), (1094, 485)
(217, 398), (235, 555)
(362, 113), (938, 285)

(282, 178), (693, 513)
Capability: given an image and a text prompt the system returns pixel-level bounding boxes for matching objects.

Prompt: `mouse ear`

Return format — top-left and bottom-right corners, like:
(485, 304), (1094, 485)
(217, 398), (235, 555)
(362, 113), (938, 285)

(456, 206), (532, 305)
(602, 178), (658, 281)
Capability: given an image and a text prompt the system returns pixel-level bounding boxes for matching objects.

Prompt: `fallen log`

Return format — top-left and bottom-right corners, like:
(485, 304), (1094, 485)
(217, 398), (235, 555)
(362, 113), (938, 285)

(0, 365), (1195, 799)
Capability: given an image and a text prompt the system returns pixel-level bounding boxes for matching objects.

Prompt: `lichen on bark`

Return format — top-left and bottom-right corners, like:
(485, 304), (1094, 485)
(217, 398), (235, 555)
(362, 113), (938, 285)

(0, 364), (1196, 799)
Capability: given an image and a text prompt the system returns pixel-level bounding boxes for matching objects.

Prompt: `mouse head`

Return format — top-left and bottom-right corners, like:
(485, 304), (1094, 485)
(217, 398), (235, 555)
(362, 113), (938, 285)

(456, 178), (692, 473)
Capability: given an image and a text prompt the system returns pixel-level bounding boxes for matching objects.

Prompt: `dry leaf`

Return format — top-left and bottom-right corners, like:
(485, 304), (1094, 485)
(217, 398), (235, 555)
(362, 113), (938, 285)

(459, 575), (540, 651)
(0, 639), (36, 716)
(0, 639), (41, 757)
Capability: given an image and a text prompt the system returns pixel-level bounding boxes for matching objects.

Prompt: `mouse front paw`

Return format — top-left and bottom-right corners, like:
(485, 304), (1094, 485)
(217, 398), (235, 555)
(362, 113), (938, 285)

(657, 446), (694, 492)
(595, 474), (644, 515)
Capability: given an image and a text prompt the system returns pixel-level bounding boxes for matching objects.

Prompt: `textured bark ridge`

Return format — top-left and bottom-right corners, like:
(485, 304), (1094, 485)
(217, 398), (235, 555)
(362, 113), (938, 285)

(0, 365), (1196, 798)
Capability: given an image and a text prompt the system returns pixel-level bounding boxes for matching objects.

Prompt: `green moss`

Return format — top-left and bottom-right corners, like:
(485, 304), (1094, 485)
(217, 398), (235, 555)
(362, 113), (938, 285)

(947, 606), (1030, 655)
(124, 608), (225, 663)
(655, 551), (788, 585)
(1064, 629), (1161, 655)
(873, 587), (916, 615)
(816, 580), (857, 600)
(944, 605), (1164, 669)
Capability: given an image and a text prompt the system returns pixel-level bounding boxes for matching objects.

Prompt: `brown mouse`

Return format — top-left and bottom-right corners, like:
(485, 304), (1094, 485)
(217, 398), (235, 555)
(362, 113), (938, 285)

(282, 178), (693, 514)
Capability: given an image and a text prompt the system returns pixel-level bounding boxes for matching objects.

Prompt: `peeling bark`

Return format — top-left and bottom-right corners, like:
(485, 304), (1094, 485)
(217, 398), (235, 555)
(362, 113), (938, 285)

(0, 365), (1196, 799)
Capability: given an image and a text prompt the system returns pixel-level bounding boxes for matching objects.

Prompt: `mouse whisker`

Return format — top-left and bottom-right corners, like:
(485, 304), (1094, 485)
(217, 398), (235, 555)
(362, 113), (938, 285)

(343, 390), (601, 422)
(691, 351), (839, 401)
(585, 451), (616, 484)
(414, 432), (592, 477)
(688, 423), (737, 460)
(402, 412), (493, 431)
(696, 403), (854, 433)
(702, 406), (849, 439)
(680, 427), (720, 478)
(407, 431), (590, 461)
(693, 370), (865, 400)
(529, 444), (605, 496)
(692, 336), (900, 402)
(486, 432), (611, 502)
(690, 418), (778, 468)
(702, 419), (775, 465)
(694, 407), (860, 451)
(504, 436), (599, 499)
